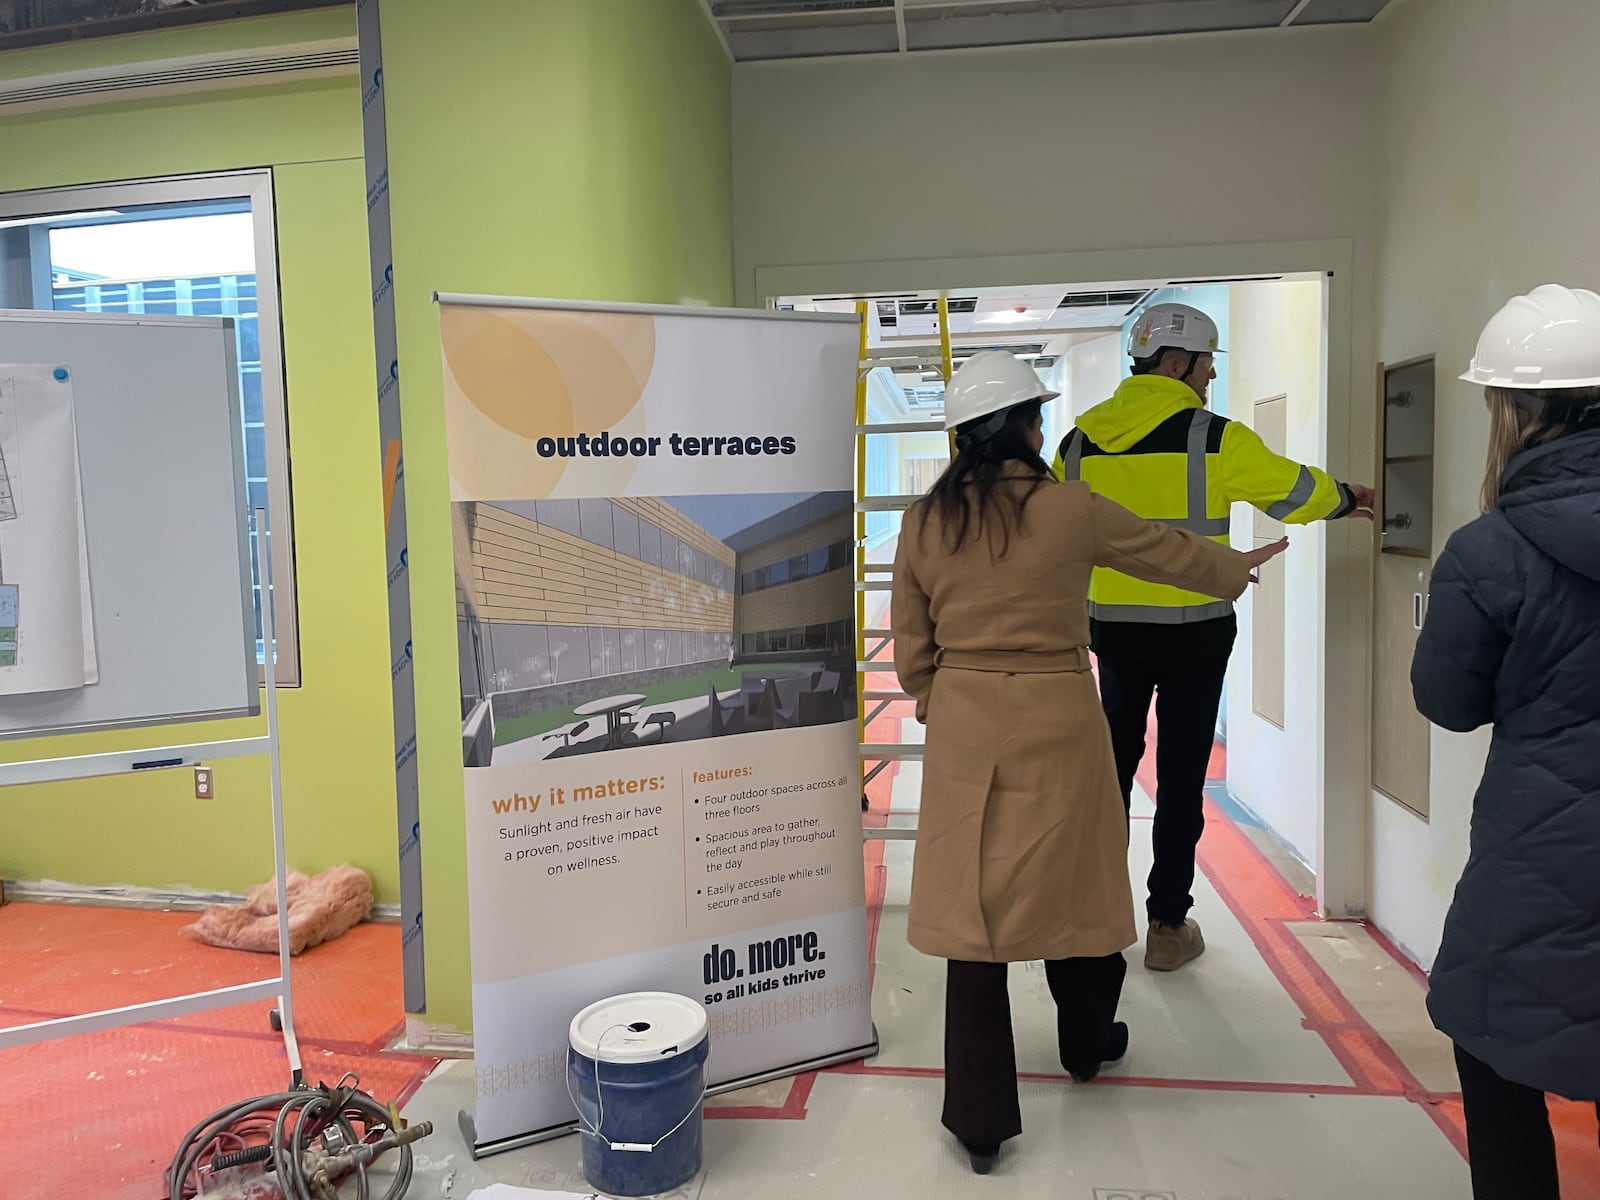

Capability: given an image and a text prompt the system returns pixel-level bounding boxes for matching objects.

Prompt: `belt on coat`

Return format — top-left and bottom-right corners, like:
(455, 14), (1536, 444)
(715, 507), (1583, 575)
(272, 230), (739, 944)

(933, 647), (1091, 674)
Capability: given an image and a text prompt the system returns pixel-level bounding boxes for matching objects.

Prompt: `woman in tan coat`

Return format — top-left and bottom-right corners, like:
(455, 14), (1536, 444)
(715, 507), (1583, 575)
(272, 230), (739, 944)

(892, 351), (1284, 1174)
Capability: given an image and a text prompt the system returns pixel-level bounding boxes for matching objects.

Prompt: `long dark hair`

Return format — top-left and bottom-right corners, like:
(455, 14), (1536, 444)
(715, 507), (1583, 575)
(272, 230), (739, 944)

(1482, 385), (1600, 510)
(917, 400), (1049, 555)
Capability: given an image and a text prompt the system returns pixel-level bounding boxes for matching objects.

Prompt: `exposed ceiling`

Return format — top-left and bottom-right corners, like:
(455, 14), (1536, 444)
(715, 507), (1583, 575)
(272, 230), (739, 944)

(786, 280), (1166, 384)
(782, 278), (1287, 402)
(785, 278), (1279, 342)
(703, 0), (1397, 62)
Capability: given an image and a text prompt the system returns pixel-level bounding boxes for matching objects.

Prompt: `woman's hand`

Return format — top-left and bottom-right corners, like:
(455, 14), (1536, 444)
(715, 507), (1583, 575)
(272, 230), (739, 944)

(1244, 536), (1289, 583)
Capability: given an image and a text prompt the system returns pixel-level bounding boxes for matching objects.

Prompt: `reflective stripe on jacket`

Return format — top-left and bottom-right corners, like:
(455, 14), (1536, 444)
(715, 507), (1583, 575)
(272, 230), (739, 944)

(1054, 375), (1353, 624)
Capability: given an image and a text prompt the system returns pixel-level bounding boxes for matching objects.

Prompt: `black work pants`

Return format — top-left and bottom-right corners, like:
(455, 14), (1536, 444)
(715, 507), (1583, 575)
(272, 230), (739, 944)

(1097, 649), (1230, 927)
(941, 954), (1127, 1149)
(1455, 1044), (1600, 1199)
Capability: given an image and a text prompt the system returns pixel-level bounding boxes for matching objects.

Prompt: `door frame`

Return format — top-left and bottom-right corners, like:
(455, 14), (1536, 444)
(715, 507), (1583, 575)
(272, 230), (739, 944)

(753, 237), (1374, 919)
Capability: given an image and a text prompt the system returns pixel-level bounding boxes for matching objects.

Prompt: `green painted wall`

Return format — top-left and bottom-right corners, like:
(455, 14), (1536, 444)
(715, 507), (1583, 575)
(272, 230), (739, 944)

(0, 13), (402, 906)
(379, 0), (733, 1031)
(0, 0), (733, 1035)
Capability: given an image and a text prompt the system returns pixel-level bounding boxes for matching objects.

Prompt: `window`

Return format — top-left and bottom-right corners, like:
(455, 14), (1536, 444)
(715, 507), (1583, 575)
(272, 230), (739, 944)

(0, 172), (298, 684)
(738, 539), (855, 597)
(745, 626), (833, 655)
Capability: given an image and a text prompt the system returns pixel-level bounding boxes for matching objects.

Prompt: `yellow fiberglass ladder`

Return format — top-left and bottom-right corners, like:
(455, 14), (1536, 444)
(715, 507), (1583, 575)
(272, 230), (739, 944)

(854, 297), (954, 843)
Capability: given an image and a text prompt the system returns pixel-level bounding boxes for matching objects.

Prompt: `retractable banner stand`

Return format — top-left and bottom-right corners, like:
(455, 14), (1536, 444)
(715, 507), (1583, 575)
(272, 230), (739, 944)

(438, 294), (876, 1153)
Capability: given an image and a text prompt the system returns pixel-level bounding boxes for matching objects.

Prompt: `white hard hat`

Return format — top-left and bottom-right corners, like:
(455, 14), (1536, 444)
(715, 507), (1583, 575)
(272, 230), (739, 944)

(1126, 302), (1225, 361)
(942, 349), (1059, 432)
(1460, 284), (1600, 390)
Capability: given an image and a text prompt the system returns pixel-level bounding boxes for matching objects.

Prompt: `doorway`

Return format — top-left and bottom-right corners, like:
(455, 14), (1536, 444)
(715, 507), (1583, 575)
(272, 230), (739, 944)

(781, 270), (1343, 906)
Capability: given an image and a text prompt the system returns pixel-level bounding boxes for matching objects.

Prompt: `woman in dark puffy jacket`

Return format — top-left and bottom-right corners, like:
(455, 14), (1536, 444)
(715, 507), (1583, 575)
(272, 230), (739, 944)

(1411, 284), (1600, 1200)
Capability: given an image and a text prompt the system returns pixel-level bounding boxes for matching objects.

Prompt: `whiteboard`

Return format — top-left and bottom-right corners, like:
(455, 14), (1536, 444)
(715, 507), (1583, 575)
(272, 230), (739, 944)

(0, 311), (258, 739)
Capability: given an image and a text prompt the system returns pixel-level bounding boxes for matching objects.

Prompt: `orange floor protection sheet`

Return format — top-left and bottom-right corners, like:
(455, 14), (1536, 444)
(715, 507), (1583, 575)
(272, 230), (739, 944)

(0, 908), (437, 1200)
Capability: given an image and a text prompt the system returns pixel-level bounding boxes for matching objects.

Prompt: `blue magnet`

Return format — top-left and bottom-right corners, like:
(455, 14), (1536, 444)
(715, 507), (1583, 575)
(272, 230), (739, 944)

(53, 367), (68, 381)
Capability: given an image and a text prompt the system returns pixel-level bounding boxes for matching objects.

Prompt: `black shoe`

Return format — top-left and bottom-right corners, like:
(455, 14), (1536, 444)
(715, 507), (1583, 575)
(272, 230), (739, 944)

(964, 1143), (1000, 1175)
(1068, 1022), (1130, 1083)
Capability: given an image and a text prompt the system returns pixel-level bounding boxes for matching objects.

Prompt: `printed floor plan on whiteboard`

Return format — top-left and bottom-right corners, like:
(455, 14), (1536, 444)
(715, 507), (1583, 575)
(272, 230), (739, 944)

(0, 364), (97, 694)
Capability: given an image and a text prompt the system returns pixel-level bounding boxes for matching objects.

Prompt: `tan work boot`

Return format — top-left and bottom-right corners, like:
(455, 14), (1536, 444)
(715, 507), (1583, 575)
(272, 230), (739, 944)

(1145, 918), (1205, 972)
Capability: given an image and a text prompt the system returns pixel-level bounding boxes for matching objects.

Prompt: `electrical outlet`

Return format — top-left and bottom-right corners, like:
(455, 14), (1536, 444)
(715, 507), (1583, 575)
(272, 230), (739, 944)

(194, 767), (214, 800)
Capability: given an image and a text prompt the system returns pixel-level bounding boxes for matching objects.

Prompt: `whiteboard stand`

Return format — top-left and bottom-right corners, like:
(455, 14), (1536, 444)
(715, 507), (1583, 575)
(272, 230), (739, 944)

(0, 511), (301, 1086)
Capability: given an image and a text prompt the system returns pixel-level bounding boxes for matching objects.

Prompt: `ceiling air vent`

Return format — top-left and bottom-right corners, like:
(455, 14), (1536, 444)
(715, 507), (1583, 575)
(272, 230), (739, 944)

(1165, 276), (1285, 285)
(0, 41), (358, 113)
(898, 297), (977, 317)
(958, 342), (1046, 360)
(919, 341), (1047, 380)
(710, 0), (891, 14)
(1057, 289), (1154, 312)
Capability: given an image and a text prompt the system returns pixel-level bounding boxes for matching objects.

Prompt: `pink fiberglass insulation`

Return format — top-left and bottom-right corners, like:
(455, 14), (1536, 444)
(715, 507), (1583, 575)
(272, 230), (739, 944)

(187, 865), (373, 956)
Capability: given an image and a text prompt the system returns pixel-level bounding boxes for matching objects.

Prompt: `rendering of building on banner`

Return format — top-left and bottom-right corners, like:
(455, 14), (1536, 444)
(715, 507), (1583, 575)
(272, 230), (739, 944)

(455, 490), (856, 768)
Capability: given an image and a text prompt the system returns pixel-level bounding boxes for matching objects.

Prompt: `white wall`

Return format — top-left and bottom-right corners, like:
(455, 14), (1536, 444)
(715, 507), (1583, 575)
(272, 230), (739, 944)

(1033, 332), (1123, 454)
(1225, 280), (1328, 866)
(1370, 0), (1600, 966)
(1064, 333), (1123, 420)
(731, 28), (1378, 306)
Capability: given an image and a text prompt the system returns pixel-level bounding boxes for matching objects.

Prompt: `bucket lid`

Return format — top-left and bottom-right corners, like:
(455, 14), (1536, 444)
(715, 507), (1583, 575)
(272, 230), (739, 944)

(569, 992), (708, 1064)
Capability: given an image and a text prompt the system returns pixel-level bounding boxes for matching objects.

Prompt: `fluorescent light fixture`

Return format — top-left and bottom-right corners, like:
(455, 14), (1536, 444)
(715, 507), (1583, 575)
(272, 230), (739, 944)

(0, 210), (121, 231)
(976, 309), (1037, 325)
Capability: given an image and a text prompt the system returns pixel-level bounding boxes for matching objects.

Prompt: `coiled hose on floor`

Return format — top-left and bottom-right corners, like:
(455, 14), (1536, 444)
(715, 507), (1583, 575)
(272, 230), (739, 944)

(166, 1073), (432, 1200)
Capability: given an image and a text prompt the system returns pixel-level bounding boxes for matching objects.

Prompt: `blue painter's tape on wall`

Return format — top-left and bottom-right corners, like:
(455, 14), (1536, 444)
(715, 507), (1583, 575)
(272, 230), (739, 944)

(53, 367), (68, 381)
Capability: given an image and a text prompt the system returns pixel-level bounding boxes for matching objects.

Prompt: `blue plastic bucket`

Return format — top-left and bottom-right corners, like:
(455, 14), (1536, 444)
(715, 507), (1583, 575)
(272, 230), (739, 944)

(567, 992), (710, 1198)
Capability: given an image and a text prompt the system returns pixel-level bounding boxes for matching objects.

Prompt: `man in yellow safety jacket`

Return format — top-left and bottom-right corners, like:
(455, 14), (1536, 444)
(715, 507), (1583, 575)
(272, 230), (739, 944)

(1055, 301), (1373, 973)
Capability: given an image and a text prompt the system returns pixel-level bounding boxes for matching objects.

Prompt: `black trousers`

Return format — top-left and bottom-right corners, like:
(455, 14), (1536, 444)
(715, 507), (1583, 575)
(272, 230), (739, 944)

(942, 954), (1127, 1148)
(1455, 1044), (1600, 1199)
(1097, 650), (1231, 926)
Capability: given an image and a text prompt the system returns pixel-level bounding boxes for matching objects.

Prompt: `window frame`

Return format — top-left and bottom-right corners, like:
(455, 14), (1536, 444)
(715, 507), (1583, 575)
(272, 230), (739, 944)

(0, 169), (300, 686)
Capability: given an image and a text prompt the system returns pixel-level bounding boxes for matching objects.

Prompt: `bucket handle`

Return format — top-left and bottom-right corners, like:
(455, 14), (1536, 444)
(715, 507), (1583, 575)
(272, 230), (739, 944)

(567, 1024), (707, 1154)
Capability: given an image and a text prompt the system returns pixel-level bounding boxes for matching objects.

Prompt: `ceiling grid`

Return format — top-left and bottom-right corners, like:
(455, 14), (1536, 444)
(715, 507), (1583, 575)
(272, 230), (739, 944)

(702, 0), (1395, 61)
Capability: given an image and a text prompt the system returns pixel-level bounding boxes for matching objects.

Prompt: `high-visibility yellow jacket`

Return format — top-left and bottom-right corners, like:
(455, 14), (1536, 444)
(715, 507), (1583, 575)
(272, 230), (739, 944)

(1054, 375), (1354, 626)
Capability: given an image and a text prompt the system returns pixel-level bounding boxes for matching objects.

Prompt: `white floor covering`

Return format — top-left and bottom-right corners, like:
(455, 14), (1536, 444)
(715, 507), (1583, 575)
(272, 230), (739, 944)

(401, 774), (1471, 1198)
(869, 841), (1352, 1087)
(871, 762), (1349, 1086)
(403, 732), (1472, 1200)
(403, 1060), (1468, 1199)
